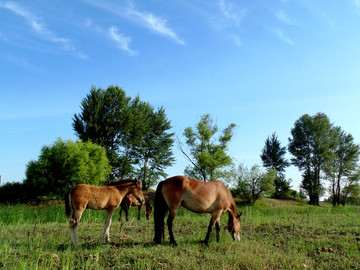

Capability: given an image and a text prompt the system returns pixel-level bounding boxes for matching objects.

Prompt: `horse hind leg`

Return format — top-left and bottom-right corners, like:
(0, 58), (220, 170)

(167, 209), (178, 246)
(69, 208), (84, 245)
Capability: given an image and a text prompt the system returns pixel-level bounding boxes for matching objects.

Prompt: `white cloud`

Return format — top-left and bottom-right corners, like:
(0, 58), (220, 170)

(219, 0), (246, 28)
(0, 1), (86, 57)
(84, 1), (185, 45)
(273, 29), (294, 46)
(126, 6), (185, 45)
(355, 0), (360, 8)
(108, 27), (137, 55)
(276, 10), (298, 26)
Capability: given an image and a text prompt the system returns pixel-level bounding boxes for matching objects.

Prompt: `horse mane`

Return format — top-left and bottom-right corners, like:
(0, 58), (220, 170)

(106, 179), (137, 186)
(228, 200), (238, 218)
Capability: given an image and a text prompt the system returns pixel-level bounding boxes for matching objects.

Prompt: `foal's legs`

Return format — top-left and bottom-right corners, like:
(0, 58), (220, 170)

(102, 207), (116, 244)
(69, 208), (85, 244)
(167, 208), (178, 246)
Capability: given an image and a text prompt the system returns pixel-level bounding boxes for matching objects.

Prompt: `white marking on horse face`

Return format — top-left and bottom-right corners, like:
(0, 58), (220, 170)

(235, 233), (240, 241)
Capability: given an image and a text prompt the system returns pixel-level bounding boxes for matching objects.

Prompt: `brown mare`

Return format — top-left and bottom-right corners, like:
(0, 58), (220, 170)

(65, 179), (144, 244)
(119, 194), (152, 221)
(153, 176), (242, 246)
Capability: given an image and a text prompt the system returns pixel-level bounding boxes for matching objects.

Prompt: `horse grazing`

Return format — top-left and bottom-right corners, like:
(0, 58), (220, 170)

(153, 176), (242, 246)
(65, 179), (144, 244)
(119, 194), (152, 221)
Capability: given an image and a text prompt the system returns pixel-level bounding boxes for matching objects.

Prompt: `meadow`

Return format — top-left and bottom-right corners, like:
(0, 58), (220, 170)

(0, 199), (359, 269)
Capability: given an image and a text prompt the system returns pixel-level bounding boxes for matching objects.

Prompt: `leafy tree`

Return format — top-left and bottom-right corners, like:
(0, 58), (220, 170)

(288, 113), (338, 205)
(24, 138), (111, 198)
(73, 86), (175, 187)
(324, 127), (360, 206)
(131, 105), (175, 189)
(179, 114), (236, 181)
(235, 164), (276, 205)
(260, 132), (291, 198)
(340, 167), (360, 205)
(73, 85), (131, 177)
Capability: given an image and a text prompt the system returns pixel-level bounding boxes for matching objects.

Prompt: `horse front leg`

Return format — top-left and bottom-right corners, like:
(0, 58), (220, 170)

(204, 211), (221, 246)
(215, 221), (221, 242)
(102, 208), (115, 244)
(167, 209), (178, 246)
(137, 205), (142, 220)
(203, 219), (215, 246)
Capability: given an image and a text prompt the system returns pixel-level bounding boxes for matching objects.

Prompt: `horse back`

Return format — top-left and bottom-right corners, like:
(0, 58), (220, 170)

(71, 184), (122, 210)
(161, 176), (233, 213)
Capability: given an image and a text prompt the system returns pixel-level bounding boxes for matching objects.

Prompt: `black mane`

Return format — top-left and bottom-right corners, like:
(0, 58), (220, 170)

(106, 178), (137, 186)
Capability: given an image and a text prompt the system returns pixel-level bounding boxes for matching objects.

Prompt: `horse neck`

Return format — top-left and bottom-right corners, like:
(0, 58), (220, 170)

(115, 182), (135, 196)
(228, 201), (238, 219)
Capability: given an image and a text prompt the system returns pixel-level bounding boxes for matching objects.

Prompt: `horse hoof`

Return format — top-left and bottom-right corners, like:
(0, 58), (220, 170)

(200, 240), (209, 246)
(171, 242), (178, 247)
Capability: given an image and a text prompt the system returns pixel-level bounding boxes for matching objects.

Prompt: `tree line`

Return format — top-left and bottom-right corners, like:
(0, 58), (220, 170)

(0, 86), (359, 206)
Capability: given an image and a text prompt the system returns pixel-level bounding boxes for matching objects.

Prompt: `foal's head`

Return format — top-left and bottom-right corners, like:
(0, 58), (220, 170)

(129, 179), (145, 204)
(228, 211), (243, 241)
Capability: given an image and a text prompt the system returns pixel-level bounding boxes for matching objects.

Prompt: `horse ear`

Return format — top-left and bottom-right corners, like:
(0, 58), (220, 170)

(135, 177), (138, 181)
(237, 212), (243, 219)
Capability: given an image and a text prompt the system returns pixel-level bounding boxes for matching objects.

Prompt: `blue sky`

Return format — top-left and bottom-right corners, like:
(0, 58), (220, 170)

(1, 0), (360, 193)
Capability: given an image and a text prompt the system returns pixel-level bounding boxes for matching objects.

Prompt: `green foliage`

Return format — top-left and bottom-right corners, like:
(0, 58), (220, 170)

(235, 164), (276, 204)
(73, 85), (132, 175)
(288, 113), (338, 205)
(73, 86), (175, 187)
(260, 132), (291, 198)
(24, 138), (111, 199)
(324, 127), (360, 206)
(180, 114), (236, 181)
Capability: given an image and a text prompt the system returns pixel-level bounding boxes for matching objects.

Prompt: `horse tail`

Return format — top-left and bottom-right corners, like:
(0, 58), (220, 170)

(65, 191), (73, 220)
(153, 180), (168, 244)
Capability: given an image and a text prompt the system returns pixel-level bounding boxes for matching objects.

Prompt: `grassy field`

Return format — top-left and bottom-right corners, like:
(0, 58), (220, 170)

(0, 199), (359, 269)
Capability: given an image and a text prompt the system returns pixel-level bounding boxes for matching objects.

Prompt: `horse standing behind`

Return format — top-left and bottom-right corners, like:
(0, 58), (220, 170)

(153, 175), (242, 246)
(119, 194), (152, 221)
(65, 179), (144, 244)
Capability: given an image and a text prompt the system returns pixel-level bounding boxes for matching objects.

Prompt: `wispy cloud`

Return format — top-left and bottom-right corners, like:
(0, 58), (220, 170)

(218, 0), (246, 28)
(0, 1), (86, 58)
(273, 29), (294, 45)
(108, 27), (137, 55)
(85, 1), (185, 45)
(126, 5), (185, 45)
(276, 10), (299, 26)
(355, 0), (360, 8)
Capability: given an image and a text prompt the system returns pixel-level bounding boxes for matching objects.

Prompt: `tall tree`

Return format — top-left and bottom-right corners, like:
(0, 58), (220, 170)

(288, 113), (338, 205)
(73, 85), (131, 176)
(73, 86), (175, 187)
(260, 132), (291, 198)
(324, 127), (360, 206)
(179, 114), (236, 181)
(131, 104), (175, 189)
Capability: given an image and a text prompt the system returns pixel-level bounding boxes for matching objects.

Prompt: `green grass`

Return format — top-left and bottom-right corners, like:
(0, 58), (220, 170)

(0, 199), (359, 269)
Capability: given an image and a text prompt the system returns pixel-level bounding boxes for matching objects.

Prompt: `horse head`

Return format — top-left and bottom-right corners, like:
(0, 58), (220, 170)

(145, 201), (152, 220)
(228, 211), (243, 241)
(131, 178), (144, 204)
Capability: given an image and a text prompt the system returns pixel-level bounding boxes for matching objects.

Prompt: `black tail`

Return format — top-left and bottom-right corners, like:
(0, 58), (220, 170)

(153, 181), (168, 244)
(65, 192), (73, 220)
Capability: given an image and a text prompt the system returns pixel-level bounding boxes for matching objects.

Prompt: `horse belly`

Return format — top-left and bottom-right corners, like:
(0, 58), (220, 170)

(181, 191), (217, 213)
